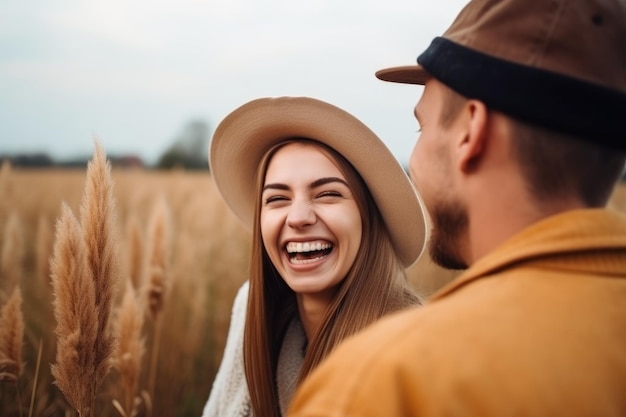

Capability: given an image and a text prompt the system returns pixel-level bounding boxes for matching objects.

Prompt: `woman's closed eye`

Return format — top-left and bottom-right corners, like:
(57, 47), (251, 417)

(263, 194), (290, 205)
(315, 190), (344, 200)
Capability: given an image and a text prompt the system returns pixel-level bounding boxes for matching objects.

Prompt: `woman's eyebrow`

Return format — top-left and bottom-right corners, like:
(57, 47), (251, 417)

(262, 177), (349, 193)
(262, 183), (289, 192)
(311, 177), (349, 188)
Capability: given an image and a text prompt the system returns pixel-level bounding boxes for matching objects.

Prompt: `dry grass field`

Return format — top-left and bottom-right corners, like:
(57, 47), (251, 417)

(0, 156), (624, 417)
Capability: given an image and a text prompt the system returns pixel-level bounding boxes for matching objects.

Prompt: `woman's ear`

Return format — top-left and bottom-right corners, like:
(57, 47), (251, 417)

(457, 100), (489, 174)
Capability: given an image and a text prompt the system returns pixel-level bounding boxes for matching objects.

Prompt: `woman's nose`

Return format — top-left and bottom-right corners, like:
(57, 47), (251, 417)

(286, 200), (316, 228)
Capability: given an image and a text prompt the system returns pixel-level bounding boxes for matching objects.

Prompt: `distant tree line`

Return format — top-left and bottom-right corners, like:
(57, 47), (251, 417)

(0, 153), (144, 169)
(1, 119), (212, 171)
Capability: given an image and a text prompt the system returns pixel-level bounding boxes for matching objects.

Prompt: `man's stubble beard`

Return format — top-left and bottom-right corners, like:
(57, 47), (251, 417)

(428, 197), (469, 270)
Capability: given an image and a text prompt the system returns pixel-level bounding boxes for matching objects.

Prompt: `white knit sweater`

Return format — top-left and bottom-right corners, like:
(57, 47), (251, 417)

(202, 281), (306, 417)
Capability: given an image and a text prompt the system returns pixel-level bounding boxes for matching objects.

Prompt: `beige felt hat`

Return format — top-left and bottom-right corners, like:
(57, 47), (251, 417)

(209, 96), (426, 267)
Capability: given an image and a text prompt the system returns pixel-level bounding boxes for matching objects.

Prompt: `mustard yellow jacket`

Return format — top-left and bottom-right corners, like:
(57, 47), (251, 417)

(288, 209), (626, 417)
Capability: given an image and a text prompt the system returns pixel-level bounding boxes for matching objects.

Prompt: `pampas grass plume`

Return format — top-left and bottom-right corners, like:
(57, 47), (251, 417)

(141, 196), (172, 407)
(0, 286), (24, 383)
(79, 140), (119, 386)
(50, 203), (99, 416)
(142, 196), (172, 321)
(113, 281), (145, 416)
(50, 140), (121, 417)
(0, 212), (25, 414)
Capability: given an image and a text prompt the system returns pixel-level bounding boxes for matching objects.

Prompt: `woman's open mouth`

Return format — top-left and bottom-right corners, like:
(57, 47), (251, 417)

(285, 240), (334, 265)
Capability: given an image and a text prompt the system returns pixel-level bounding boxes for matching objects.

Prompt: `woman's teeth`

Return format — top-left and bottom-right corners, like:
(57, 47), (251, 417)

(285, 241), (333, 264)
(286, 241), (331, 253)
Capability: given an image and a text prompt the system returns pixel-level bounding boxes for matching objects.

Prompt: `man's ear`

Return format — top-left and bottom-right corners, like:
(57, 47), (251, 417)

(457, 100), (489, 174)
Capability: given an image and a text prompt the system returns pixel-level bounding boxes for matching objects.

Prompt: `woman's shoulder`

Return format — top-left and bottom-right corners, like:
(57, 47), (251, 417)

(234, 280), (250, 304)
(230, 281), (250, 321)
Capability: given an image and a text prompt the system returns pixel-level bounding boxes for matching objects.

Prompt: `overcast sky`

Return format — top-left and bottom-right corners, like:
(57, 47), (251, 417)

(0, 0), (468, 166)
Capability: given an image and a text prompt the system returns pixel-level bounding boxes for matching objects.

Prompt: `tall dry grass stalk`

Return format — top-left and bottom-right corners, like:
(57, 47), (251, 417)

(1, 213), (24, 300)
(79, 141), (120, 387)
(142, 196), (172, 321)
(0, 211), (25, 416)
(50, 141), (120, 417)
(0, 287), (25, 417)
(112, 282), (145, 417)
(50, 203), (100, 416)
(27, 339), (43, 417)
(125, 217), (144, 291)
(141, 196), (172, 407)
(0, 287), (25, 375)
(35, 214), (53, 286)
(171, 233), (208, 372)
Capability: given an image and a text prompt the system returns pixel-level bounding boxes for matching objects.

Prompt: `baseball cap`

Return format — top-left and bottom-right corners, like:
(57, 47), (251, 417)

(376, 0), (626, 149)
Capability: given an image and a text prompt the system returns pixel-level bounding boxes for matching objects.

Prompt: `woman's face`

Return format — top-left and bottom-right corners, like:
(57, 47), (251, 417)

(260, 142), (362, 303)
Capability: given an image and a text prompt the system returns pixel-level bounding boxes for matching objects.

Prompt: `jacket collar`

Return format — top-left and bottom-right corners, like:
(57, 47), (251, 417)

(430, 209), (626, 301)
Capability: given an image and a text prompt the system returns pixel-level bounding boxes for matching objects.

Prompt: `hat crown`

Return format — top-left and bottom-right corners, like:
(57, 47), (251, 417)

(445, 0), (626, 92)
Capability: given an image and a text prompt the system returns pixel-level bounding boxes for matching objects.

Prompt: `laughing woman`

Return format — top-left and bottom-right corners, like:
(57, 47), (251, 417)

(202, 97), (427, 417)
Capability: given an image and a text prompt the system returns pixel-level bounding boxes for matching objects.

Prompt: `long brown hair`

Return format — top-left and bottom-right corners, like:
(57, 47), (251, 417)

(243, 139), (421, 416)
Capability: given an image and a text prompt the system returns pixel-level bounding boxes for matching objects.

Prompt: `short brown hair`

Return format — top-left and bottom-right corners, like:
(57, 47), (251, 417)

(509, 120), (626, 207)
(439, 84), (467, 128)
(439, 86), (626, 207)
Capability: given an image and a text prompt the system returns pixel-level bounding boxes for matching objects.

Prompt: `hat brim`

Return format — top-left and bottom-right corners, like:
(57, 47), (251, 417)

(375, 65), (428, 85)
(209, 96), (426, 267)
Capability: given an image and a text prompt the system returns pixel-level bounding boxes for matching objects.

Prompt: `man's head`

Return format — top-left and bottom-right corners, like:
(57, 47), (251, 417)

(411, 77), (626, 269)
(378, 0), (626, 269)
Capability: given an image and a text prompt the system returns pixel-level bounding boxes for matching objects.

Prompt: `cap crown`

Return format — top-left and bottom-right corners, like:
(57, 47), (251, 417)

(444, 0), (626, 92)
